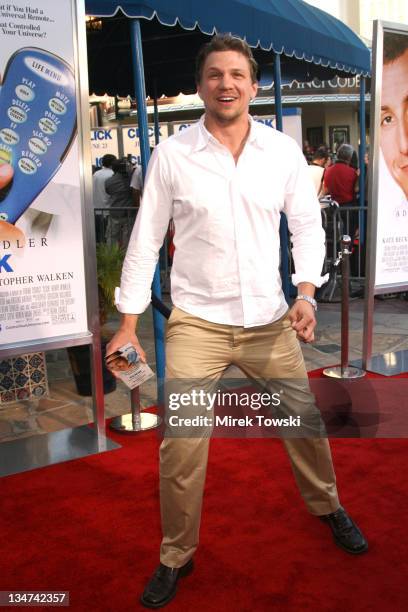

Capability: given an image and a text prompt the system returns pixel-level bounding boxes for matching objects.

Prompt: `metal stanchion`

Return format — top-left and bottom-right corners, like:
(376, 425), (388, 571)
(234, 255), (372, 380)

(316, 197), (342, 303)
(323, 235), (366, 379)
(109, 386), (161, 434)
(109, 296), (170, 434)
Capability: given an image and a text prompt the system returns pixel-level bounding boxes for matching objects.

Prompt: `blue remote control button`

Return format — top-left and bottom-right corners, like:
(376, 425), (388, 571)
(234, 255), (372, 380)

(15, 84), (35, 102)
(0, 128), (19, 146)
(0, 146), (11, 164)
(49, 97), (66, 115)
(7, 106), (27, 123)
(38, 116), (57, 134)
(29, 137), (47, 155)
(18, 157), (37, 174)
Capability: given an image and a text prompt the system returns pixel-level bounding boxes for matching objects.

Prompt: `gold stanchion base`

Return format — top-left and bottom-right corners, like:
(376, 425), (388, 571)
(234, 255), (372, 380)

(322, 366), (366, 379)
(109, 412), (161, 434)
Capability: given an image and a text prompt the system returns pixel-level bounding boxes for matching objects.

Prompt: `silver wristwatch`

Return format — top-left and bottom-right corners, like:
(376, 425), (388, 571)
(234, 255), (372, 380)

(295, 294), (317, 311)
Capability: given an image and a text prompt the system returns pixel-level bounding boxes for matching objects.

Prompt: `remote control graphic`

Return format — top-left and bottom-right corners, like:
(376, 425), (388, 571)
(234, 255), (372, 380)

(0, 47), (77, 223)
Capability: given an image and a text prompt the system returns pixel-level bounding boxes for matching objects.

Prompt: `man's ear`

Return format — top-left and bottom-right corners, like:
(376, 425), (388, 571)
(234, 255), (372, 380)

(196, 85), (202, 100)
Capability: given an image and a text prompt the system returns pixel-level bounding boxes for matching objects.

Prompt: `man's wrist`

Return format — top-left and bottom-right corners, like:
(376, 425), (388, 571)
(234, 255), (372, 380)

(295, 294), (317, 311)
(297, 282), (316, 297)
(119, 313), (139, 333)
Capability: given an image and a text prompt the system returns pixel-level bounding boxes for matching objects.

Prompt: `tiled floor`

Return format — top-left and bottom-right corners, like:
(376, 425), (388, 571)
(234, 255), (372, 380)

(1, 295), (407, 443)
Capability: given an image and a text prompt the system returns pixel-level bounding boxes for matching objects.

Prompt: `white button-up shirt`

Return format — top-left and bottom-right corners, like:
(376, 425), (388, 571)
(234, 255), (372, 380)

(92, 167), (113, 208)
(117, 116), (327, 328)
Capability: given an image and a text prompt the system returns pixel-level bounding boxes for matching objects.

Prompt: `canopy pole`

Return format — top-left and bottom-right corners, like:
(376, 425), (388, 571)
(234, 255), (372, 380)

(130, 19), (165, 402)
(273, 53), (283, 131)
(358, 76), (366, 245)
(153, 79), (160, 146)
(274, 52), (289, 301)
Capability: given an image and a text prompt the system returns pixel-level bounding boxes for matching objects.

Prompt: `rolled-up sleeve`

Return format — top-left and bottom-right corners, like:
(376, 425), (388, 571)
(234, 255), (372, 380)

(115, 147), (173, 314)
(283, 143), (328, 288)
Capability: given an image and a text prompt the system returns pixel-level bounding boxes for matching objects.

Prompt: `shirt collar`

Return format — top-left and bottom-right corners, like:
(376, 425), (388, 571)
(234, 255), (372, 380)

(193, 114), (265, 152)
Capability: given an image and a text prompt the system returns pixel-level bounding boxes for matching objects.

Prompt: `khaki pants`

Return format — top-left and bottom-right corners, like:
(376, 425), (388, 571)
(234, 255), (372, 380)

(160, 307), (340, 567)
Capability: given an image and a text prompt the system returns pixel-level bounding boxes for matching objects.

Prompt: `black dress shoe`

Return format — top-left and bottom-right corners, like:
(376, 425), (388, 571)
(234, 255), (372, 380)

(320, 506), (368, 554)
(140, 559), (194, 609)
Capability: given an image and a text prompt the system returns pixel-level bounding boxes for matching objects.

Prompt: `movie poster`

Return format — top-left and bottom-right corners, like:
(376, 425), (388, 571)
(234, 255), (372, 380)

(375, 29), (408, 288)
(0, 0), (88, 345)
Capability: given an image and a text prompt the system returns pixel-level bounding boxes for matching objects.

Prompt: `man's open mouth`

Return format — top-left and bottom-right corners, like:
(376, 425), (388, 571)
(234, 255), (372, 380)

(217, 96), (236, 104)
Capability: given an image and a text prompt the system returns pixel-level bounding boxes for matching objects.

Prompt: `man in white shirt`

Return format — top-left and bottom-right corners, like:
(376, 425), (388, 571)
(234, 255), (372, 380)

(107, 35), (367, 608)
(308, 147), (329, 196)
(92, 154), (116, 208)
(92, 154), (116, 241)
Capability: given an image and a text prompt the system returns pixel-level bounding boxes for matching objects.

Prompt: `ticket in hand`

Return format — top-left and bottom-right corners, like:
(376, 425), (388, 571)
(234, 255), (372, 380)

(105, 343), (154, 389)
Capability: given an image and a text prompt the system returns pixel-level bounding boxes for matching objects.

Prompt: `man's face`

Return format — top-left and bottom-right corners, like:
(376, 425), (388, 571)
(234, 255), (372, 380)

(381, 48), (408, 198)
(197, 50), (258, 125)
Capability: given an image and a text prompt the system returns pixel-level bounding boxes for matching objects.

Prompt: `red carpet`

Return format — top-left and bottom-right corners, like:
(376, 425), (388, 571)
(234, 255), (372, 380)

(308, 369), (408, 437)
(1, 424), (408, 611)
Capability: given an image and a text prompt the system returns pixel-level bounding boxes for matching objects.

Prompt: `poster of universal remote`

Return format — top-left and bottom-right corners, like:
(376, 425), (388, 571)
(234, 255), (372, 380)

(0, 0), (88, 345)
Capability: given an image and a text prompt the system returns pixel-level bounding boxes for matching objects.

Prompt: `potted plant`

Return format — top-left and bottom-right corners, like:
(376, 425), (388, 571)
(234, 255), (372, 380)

(68, 242), (125, 396)
(96, 242), (125, 325)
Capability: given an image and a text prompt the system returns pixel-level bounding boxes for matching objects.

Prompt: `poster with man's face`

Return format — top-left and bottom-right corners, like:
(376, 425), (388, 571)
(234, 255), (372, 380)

(375, 28), (408, 288)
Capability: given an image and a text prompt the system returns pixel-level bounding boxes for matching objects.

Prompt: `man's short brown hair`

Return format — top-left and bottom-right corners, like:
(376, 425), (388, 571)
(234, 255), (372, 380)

(383, 32), (408, 64)
(195, 34), (259, 84)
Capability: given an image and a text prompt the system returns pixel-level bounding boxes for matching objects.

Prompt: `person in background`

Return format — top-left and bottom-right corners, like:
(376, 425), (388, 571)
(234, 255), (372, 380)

(92, 153), (116, 242)
(364, 150), (369, 205)
(303, 139), (314, 163)
(325, 152), (334, 168)
(322, 143), (359, 237)
(350, 149), (359, 171)
(308, 147), (329, 196)
(93, 154), (116, 208)
(105, 158), (134, 245)
(130, 148), (155, 206)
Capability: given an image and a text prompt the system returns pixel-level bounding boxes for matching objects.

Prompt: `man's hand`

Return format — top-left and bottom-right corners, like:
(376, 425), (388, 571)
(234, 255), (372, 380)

(105, 314), (147, 376)
(288, 299), (316, 343)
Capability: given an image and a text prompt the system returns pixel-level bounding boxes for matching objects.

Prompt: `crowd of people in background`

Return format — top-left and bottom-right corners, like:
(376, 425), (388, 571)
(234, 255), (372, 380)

(92, 154), (143, 244)
(92, 151), (176, 262)
(303, 139), (366, 231)
(303, 139), (367, 280)
(303, 139), (363, 201)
